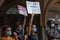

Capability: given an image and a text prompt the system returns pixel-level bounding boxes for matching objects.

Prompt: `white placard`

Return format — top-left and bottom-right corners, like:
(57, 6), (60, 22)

(26, 1), (41, 14)
(17, 5), (27, 16)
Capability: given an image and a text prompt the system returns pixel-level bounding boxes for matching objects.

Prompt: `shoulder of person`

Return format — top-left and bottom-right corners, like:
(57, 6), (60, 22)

(10, 36), (15, 40)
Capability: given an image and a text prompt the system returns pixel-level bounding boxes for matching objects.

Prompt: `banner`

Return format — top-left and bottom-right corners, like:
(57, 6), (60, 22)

(26, 1), (41, 14)
(17, 5), (27, 16)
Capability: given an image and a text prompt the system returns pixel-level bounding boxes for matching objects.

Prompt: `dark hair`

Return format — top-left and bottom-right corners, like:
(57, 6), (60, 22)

(1, 25), (11, 36)
(55, 23), (58, 27)
(2, 25), (11, 31)
(47, 20), (53, 26)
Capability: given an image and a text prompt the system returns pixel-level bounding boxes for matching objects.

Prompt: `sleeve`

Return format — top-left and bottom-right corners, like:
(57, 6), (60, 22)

(53, 30), (59, 38)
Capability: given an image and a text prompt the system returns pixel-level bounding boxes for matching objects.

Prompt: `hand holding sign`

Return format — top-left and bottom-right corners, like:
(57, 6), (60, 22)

(32, 13), (34, 17)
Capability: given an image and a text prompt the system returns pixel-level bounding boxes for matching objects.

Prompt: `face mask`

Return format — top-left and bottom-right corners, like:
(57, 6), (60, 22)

(18, 28), (24, 35)
(18, 28), (22, 31)
(33, 28), (37, 32)
(58, 27), (60, 30)
(51, 24), (55, 27)
(7, 31), (12, 36)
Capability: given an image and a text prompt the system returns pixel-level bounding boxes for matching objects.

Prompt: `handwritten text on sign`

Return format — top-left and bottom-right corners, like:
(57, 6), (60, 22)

(26, 1), (41, 14)
(17, 5), (27, 16)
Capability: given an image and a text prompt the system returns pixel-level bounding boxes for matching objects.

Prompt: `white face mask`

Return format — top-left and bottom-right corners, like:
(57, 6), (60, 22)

(51, 24), (55, 27)
(58, 27), (60, 30)
(33, 28), (37, 32)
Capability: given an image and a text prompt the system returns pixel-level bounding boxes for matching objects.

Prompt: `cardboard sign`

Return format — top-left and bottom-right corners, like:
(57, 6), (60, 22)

(17, 5), (27, 16)
(26, 1), (41, 14)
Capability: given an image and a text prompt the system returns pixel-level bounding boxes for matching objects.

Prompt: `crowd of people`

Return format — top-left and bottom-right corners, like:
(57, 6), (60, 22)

(1, 14), (39, 40)
(2, 14), (60, 40)
(46, 20), (60, 40)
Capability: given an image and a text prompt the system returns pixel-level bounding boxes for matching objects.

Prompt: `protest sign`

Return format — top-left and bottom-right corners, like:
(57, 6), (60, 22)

(17, 5), (27, 16)
(26, 1), (41, 14)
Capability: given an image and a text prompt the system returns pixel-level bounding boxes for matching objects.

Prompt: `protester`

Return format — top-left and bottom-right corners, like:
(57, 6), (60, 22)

(57, 24), (60, 33)
(1, 14), (39, 40)
(24, 14), (39, 40)
(46, 20), (59, 40)
(24, 14), (34, 40)
(13, 24), (24, 40)
(1, 25), (15, 40)
(28, 25), (39, 40)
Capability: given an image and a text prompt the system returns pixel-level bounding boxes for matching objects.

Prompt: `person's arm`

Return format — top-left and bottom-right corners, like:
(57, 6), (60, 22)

(24, 14), (34, 40)
(27, 14), (34, 35)
(22, 16), (26, 29)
